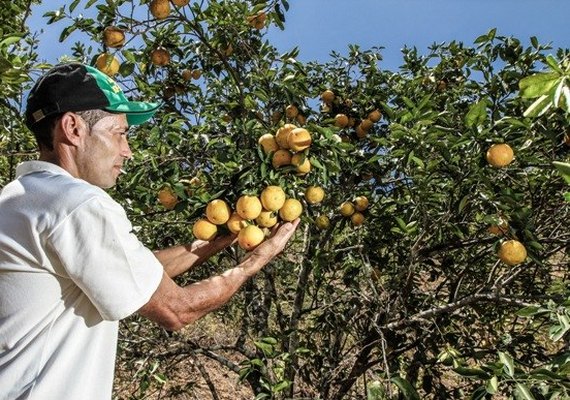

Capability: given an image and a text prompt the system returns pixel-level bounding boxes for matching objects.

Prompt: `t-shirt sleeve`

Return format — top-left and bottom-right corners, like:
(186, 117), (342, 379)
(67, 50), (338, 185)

(46, 195), (164, 321)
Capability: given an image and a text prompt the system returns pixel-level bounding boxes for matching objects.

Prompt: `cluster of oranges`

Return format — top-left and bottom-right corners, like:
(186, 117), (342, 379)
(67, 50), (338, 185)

(320, 89), (383, 139)
(258, 123), (313, 175)
(192, 186), (303, 250)
(339, 196), (369, 227)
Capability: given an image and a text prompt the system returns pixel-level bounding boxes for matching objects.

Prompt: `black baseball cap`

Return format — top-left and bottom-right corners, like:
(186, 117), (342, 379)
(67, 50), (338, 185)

(25, 62), (160, 129)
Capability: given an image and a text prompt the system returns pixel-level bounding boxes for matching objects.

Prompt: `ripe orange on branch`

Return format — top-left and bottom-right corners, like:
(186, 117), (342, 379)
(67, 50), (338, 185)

(236, 195), (263, 220)
(206, 199), (231, 225)
(150, 47), (170, 66)
(102, 26), (125, 48)
(193, 219), (218, 241)
(486, 143), (514, 168)
(226, 212), (247, 234)
(260, 186), (286, 211)
(238, 225), (265, 250)
(95, 53), (120, 76)
(258, 133), (279, 155)
(498, 240), (527, 266)
(149, 0), (170, 19)
(279, 199), (303, 221)
(305, 186), (325, 204)
(157, 186), (178, 210)
(287, 128), (312, 152)
(321, 89), (335, 104)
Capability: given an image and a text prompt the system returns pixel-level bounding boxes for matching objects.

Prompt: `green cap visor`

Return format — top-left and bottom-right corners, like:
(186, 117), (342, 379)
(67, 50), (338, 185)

(85, 65), (161, 126)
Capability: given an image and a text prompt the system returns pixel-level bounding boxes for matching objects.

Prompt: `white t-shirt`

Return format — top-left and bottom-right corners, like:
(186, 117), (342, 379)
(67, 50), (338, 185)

(0, 161), (164, 400)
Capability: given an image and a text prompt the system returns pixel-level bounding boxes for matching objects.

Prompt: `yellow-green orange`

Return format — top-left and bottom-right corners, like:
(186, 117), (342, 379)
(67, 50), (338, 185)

(205, 199), (231, 225)
(236, 195), (262, 220)
(339, 201), (355, 217)
(193, 219), (217, 241)
(486, 143), (514, 168)
(226, 212), (247, 234)
(498, 240), (527, 266)
(256, 210), (278, 228)
(305, 186), (325, 204)
(260, 186), (286, 211)
(238, 225), (265, 250)
(279, 198), (303, 221)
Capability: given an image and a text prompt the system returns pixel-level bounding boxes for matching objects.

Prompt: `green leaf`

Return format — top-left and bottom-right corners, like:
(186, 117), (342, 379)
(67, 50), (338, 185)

(515, 306), (543, 317)
(545, 55), (563, 74)
(519, 72), (559, 98)
(453, 367), (491, 379)
(465, 98), (488, 127)
(486, 375), (498, 394)
(515, 383), (536, 400)
(553, 162), (570, 184)
(390, 376), (420, 400)
(523, 94), (552, 118)
(499, 352), (515, 377)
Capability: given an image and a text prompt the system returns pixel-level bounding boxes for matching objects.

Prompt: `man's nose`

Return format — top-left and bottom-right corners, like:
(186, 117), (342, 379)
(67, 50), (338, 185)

(121, 136), (132, 159)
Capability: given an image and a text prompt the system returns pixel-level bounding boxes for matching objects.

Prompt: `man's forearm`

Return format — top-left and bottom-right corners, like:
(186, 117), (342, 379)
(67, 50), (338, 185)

(154, 235), (235, 278)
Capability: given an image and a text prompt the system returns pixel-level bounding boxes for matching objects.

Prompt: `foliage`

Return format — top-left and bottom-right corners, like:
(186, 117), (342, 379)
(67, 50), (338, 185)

(2, 2), (569, 399)
(0, 0), (41, 186)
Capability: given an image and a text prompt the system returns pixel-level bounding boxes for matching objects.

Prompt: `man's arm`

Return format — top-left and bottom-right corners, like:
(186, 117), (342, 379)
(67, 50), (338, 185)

(153, 234), (236, 278)
(138, 219), (299, 330)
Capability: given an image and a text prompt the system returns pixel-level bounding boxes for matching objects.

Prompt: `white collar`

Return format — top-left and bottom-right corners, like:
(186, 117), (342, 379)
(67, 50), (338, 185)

(15, 161), (74, 179)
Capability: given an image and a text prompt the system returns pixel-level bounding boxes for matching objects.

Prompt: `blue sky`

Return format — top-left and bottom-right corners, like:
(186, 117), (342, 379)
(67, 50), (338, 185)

(30, 0), (570, 70)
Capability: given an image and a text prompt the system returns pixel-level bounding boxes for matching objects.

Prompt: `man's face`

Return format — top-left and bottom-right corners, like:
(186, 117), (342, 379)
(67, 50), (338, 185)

(76, 113), (132, 189)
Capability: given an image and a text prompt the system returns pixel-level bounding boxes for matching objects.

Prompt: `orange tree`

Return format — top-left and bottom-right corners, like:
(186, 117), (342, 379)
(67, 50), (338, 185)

(9, 1), (570, 399)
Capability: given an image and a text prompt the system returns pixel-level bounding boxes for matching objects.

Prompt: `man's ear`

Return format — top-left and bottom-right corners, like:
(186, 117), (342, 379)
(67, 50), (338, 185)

(58, 112), (87, 146)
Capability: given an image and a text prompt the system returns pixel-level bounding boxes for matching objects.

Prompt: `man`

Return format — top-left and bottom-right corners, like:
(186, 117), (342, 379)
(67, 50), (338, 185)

(0, 63), (299, 400)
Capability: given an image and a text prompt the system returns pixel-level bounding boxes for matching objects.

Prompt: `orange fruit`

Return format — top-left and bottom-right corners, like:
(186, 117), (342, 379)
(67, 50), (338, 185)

(486, 143), (514, 168)
(285, 104), (299, 119)
(354, 196), (369, 211)
(157, 186), (178, 210)
(305, 186), (325, 204)
(226, 212), (247, 234)
(291, 153), (311, 175)
(275, 123), (296, 149)
(287, 128), (312, 152)
(238, 225), (265, 250)
(149, 0), (170, 19)
(258, 133), (279, 155)
(339, 201), (355, 217)
(351, 212), (365, 226)
(487, 218), (509, 236)
(205, 199), (231, 225)
(272, 149), (292, 168)
(95, 53), (120, 76)
(321, 89), (335, 104)
(360, 118), (374, 131)
(102, 26), (125, 48)
(296, 113), (307, 126)
(315, 215), (330, 230)
(247, 11), (267, 29)
(256, 210), (278, 228)
(355, 125), (367, 139)
(279, 198), (303, 221)
(171, 0), (190, 6)
(150, 47), (170, 66)
(236, 195), (262, 220)
(260, 186), (286, 211)
(498, 240), (527, 266)
(271, 111), (282, 124)
(181, 69), (193, 81)
(334, 113), (349, 128)
(368, 109), (382, 122)
(192, 219), (217, 241)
